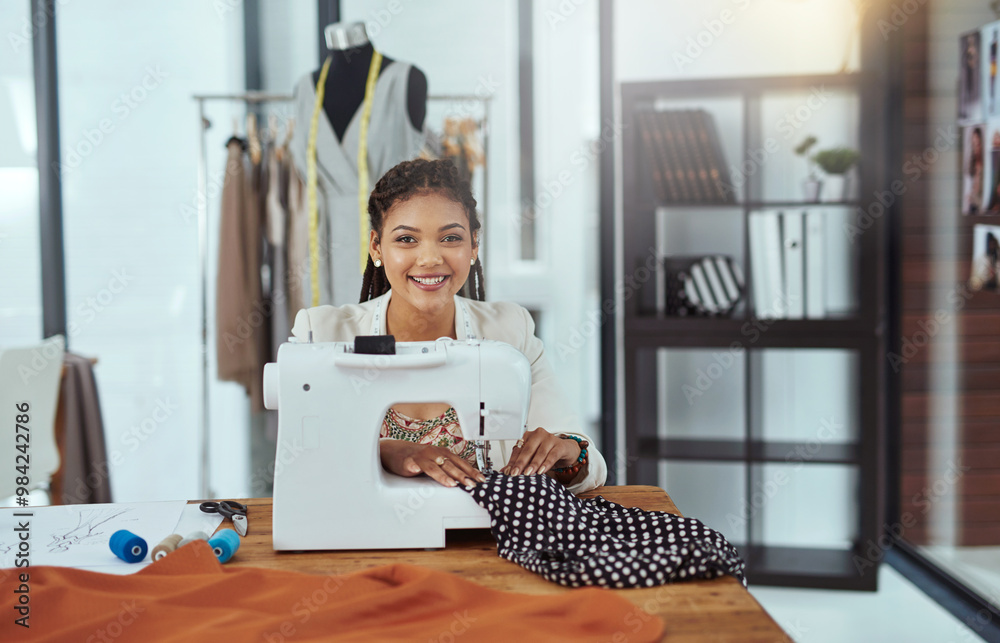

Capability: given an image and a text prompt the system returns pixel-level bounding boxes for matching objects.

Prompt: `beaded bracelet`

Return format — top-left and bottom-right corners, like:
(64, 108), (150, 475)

(551, 434), (589, 480)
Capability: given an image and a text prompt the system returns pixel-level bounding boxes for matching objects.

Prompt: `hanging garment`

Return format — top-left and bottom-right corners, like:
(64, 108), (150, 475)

(53, 353), (112, 504)
(464, 472), (747, 588)
(264, 142), (291, 446)
(284, 154), (309, 320)
(216, 137), (268, 411)
(254, 141), (273, 367)
(288, 61), (425, 308)
(1, 541), (665, 642)
(266, 142), (291, 353)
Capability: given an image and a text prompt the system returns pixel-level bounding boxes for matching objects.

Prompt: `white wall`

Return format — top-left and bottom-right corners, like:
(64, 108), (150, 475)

(0, 1), (42, 347)
(259, 0), (317, 94)
(615, 0), (861, 82)
(55, 1), (246, 501)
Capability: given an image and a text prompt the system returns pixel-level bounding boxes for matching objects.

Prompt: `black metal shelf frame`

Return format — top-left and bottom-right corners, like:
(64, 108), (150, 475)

(620, 71), (887, 591)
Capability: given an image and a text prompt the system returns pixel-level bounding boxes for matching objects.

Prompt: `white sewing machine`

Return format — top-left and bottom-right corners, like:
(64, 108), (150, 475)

(263, 336), (530, 550)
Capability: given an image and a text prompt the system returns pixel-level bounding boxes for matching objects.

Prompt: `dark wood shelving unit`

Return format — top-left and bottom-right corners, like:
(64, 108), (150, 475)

(638, 199), (863, 211)
(637, 438), (860, 465)
(619, 71), (888, 591)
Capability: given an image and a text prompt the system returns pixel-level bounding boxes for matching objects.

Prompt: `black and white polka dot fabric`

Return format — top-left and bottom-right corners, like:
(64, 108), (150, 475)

(463, 473), (747, 588)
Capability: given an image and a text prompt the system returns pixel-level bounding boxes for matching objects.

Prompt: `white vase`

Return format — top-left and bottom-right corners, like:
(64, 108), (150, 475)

(802, 178), (822, 203)
(823, 174), (847, 202)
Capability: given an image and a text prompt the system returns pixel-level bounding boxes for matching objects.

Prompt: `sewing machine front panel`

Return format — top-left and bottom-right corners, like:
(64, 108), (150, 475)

(267, 338), (529, 550)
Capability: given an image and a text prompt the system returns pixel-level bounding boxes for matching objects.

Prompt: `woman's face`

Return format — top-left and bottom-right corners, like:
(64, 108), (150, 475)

(370, 190), (477, 316)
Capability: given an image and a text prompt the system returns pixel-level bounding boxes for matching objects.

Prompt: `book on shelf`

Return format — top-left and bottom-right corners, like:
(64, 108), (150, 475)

(636, 110), (664, 202)
(652, 111), (690, 202)
(637, 110), (677, 203)
(678, 110), (715, 202)
(662, 110), (704, 202)
(693, 109), (737, 203)
(636, 107), (736, 205)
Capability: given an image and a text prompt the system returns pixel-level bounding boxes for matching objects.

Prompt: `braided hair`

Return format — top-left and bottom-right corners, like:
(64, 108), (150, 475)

(360, 158), (485, 302)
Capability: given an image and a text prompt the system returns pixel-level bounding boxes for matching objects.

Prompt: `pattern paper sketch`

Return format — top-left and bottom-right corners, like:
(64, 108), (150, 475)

(0, 501), (185, 571)
(47, 506), (133, 554)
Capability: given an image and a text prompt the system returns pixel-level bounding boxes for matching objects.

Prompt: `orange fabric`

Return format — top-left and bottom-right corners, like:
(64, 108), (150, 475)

(1, 541), (663, 642)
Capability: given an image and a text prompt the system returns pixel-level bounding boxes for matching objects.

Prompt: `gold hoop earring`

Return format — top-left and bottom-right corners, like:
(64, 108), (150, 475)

(374, 259), (382, 268)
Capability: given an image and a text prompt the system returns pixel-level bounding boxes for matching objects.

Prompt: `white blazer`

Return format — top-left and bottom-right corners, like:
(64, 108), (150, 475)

(290, 290), (607, 492)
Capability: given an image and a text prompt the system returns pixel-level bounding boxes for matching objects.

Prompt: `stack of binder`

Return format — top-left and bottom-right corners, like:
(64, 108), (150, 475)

(748, 210), (827, 319)
(636, 108), (737, 204)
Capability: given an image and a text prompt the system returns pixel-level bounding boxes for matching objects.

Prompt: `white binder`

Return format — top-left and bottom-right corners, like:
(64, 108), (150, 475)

(749, 211), (785, 318)
(782, 211), (805, 319)
(805, 211), (826, 319)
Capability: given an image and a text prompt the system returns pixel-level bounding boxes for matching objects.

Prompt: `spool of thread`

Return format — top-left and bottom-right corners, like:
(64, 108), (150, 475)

(109, 529), (147, 563)
(177, 531), (209, 548)
(208, 528), (240, 564)
(151, 534), (183, 560)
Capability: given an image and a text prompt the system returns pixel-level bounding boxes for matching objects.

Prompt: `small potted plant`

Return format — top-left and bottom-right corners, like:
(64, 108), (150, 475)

(812, 147), (860, 202)
(794, 136), (821, 202)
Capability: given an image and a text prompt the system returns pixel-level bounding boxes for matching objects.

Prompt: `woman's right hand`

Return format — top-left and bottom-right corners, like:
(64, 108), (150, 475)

(379, 439), (486, 488)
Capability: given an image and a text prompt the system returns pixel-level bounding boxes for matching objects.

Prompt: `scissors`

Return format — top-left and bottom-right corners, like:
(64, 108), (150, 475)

(200, 500), (249, 537)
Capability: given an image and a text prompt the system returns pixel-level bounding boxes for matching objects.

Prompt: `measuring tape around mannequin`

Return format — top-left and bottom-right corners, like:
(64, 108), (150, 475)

(306, 51), (383, 307)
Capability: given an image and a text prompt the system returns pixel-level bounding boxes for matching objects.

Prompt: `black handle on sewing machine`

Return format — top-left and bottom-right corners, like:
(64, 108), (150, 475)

(354, 335), (396, 355)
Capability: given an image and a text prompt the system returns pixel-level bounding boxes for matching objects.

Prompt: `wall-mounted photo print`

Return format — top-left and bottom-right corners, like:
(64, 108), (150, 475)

(985, 125), (1000, 212)
(985, 22), (1000, 117)
(969, 224), (1000, 290)
(962, 124), (986, 214)
(961, 29), (983, 122)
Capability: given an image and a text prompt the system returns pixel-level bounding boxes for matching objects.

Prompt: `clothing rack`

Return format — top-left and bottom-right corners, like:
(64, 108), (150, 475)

(192, 92), (295, 499)
(190, 92), (491, 499)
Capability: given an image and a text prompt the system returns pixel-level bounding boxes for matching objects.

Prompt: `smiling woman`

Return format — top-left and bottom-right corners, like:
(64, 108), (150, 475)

(360, 158), (485, 310)
(367, 164), (480, 341)
(290, 158), (607, 493)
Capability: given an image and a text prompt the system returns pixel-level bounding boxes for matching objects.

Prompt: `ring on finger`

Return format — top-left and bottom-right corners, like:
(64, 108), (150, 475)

(435, 456), (446, 466)
(515, 439), (525, 449)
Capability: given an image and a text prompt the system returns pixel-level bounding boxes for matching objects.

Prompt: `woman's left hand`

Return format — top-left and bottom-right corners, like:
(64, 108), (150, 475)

(500, 427), (581, 477)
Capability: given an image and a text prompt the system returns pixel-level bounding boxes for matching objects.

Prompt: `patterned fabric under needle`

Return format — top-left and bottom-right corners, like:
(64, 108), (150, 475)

(463, 472), (747, 588)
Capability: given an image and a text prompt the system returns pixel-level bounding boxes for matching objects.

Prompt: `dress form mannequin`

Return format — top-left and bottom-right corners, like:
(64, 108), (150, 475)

(287, 20), (427, 312)
(312, 21), (427, 141)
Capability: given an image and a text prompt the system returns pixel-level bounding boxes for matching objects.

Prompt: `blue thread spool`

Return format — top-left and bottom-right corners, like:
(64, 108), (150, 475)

(208, 528), (240, 563)
(109, 529), (147, 563)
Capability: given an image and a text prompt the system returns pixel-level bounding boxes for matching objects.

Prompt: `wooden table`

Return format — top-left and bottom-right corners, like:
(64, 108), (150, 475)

(215, 486), (789, 642)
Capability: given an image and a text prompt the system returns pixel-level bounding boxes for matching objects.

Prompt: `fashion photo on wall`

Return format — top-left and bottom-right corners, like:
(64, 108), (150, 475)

(962, 124), (985, 214)
(985, 124), (1000, 212)
(960, 29), (983, 123)
(969, 224), (1000, 291)
(985, 22), (1000, 117)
